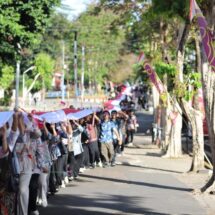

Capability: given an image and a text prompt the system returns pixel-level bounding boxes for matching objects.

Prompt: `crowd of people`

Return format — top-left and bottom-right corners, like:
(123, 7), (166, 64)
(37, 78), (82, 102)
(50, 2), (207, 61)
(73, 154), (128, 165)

(0, 100), (138, 215)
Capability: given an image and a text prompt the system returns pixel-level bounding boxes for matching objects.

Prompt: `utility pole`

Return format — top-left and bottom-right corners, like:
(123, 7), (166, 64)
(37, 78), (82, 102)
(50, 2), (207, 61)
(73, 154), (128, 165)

(15, 61), (21, 108)
(61, 40), (65, 101)
(81, 45), (85, 100)
(22, 66), (35, 107)
(74, 31), (78, 97)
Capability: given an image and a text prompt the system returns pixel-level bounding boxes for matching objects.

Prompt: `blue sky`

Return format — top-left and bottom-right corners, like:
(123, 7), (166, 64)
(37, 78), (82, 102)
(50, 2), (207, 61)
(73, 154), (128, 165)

(61, 0), (92, 18)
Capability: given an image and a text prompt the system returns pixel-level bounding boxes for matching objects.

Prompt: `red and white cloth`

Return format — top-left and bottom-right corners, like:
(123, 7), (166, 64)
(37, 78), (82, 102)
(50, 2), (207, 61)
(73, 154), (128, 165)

(104, 86), (132, 111)
(0, 111), (14, 128)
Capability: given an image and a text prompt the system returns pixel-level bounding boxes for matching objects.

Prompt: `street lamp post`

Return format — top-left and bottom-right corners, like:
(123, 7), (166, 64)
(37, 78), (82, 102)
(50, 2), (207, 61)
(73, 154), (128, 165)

(74, 31), (78, 97)
(22, 66), (35, 107)
(61, 40), (65, 101)
(15, 61), (21, 108)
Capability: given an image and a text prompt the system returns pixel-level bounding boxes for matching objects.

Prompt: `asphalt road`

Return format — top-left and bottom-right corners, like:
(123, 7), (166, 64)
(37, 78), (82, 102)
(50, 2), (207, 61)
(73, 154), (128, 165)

(40, 111), (206, 215)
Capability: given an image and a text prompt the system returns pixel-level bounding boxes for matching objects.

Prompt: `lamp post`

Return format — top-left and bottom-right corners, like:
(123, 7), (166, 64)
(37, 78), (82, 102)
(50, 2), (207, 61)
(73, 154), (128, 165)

(61, 40), (65, 101)
(22, 66), (35, 106)
(74, 30), (78, 97)
(15, 61), (21, 108)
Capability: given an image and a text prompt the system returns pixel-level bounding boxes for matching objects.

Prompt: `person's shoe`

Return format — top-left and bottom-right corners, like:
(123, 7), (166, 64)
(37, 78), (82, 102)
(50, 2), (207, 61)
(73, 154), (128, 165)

(127, 142), (133, 147)
(41, 199), (48, 208)
(97, 161), (103, 167)
(68, 176), (74, 181)
(61, 181), (66, 188)
(111, 162), (116, 167)
(30, 210), (39, 215)
(91, 163), (96, 169)
(74, 175), (79, 180)
(79, 167), (85, 173)
(103, 162), (108, 168)
(64, 176), (69, 184)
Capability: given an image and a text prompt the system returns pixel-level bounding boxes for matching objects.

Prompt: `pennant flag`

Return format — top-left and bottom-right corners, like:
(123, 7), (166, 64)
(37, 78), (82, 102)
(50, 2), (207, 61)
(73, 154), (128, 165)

(143, 63), (165, 94)
(189, 0), (196, 21)
(190, 0), (215, 72)
(138, 51), (145, 63)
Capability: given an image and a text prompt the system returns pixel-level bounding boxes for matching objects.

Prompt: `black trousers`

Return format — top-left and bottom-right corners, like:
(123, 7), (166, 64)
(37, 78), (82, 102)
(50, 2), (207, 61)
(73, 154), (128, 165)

(112, 139), (120, 163)
(28, 173), (40, 213)
(126, 129), (135, 143)
(82, 144), (90, 168)
(68, 152), (83, 177)
(75, 153), (84, 175)
(56, 154), (68, 183)
(49, 160), (57, 193)
(120, 135), (126, 152)
(88, 141), (100, 164)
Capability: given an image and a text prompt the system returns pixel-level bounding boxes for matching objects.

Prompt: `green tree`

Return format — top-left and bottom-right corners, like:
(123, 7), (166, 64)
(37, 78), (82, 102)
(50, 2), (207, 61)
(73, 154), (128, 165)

(26, 53), (54, 94)
(0, 65), (14, 105)
(74, 4), (126, 85)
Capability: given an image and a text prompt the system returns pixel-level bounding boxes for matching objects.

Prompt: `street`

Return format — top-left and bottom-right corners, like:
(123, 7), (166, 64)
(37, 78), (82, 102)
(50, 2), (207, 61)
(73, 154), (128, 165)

(40, 111), (208, 215)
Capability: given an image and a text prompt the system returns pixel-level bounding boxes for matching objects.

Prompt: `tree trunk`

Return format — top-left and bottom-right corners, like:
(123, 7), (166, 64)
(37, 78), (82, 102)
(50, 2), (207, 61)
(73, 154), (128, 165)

(182, 99), (204, 172)
(200, 57), (215, 192)
(163, 22), (190, 158)
(163, 100), (183, 158)
(199, 1), (215, 192)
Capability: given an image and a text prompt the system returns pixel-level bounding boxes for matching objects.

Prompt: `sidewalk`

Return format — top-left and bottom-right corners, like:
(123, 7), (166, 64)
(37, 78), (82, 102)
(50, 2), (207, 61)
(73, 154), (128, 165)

(121, 133), (215, 215)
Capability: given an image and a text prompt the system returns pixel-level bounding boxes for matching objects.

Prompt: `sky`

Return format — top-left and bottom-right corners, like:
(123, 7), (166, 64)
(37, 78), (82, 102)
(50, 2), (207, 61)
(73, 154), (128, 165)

(61, 0), (92, 18)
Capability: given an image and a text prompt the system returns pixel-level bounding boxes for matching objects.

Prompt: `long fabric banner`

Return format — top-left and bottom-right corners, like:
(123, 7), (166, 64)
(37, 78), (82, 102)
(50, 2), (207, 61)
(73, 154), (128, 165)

(143, 62), (165, 94)
(0, 111), (14, 128)
(190, 0), (215, 72)
(104, 85), (132, 111)
(0, 86), (131, 127)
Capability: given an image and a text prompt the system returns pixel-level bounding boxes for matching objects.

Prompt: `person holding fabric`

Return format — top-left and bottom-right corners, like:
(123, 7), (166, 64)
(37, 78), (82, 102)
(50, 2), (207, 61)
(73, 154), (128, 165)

(126, 110), (138, 146)
(116, 111), (128, 155)
(55, 122), (68, 188)
(66, 120), (75, 181)
(86, 113), (102, 168)
(15, 113), (43, 215)
(110, 110), (121, 166)
(99, 111), (121, 167)
(37, 120), (52, 208)
(0, 112), (19, 215)
(80, 118), (90, 172)
(43, 122), (60, 195)
(71, 120), (84, 177)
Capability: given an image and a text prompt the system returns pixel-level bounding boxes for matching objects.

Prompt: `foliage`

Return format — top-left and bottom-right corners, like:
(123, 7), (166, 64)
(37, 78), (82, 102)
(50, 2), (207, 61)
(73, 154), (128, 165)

(26, 53), (54, 92)
(0, 65), (14, 106)
(73, 4), (126, 83)
(0, 0), (60, 63)
(155, 62), (176, 77)
(0, 65), (14, 89)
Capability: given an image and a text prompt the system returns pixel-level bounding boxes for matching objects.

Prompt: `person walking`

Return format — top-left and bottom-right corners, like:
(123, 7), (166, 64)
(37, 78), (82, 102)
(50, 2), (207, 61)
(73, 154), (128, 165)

(99, 111), (121, 167)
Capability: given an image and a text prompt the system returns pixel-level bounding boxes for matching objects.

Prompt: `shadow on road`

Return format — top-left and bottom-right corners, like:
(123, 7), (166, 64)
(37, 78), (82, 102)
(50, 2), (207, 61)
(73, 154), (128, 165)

(41, 193), (169, 215)
(120, 163), (183, 174)
(81, 174), (192, 192)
